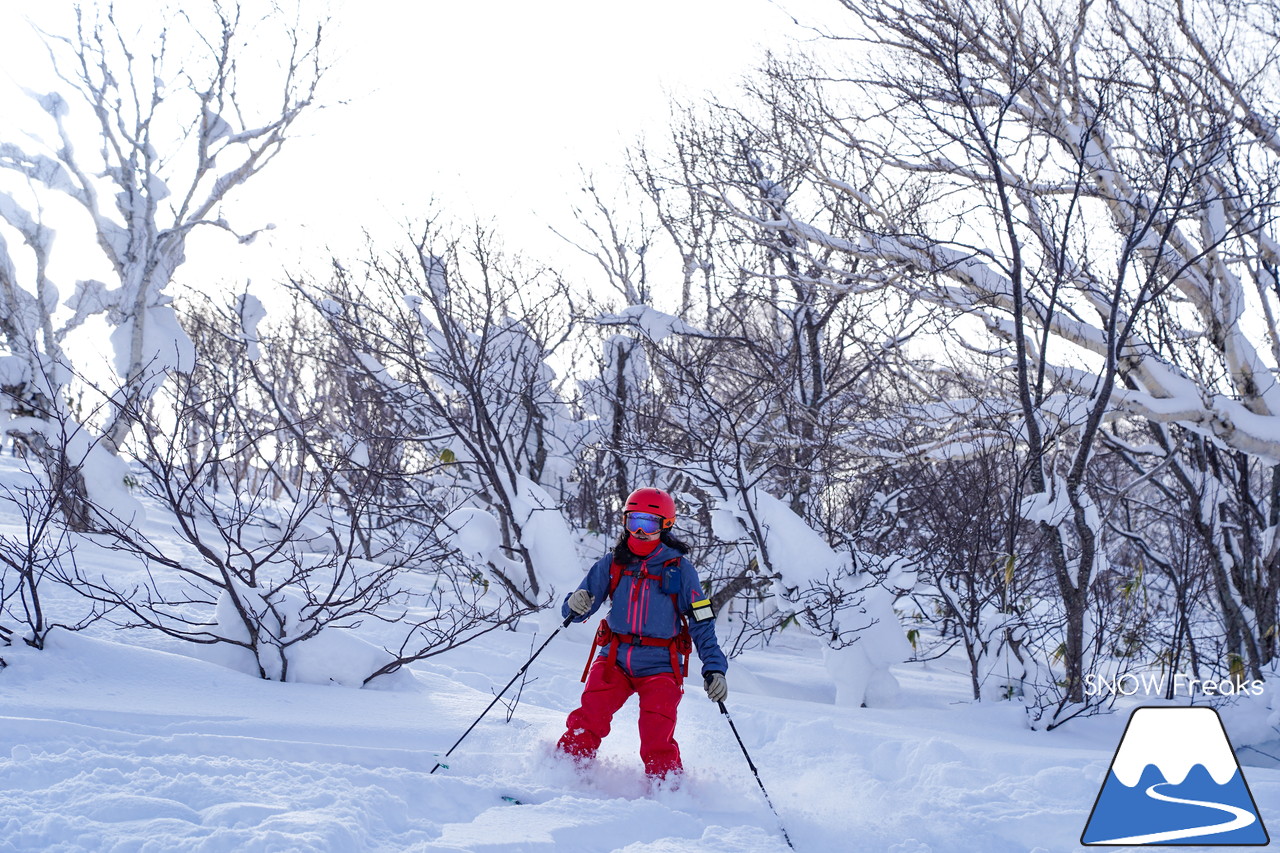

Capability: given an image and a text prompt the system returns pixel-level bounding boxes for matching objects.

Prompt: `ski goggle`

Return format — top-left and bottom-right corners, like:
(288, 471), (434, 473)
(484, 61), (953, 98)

(625, 512), (668, 536)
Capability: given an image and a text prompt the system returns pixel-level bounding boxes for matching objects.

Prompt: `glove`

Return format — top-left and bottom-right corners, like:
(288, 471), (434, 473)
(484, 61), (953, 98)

(704, 672), (728, 703)
(567, 589), (594, 616)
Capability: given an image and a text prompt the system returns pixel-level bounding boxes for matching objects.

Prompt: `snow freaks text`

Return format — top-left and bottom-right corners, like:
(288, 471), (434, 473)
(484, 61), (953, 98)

(1084, 673), (1267, 699)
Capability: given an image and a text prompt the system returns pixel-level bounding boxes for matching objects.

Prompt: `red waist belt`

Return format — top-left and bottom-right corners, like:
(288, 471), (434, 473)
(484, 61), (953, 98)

(581, 619), (692, 683)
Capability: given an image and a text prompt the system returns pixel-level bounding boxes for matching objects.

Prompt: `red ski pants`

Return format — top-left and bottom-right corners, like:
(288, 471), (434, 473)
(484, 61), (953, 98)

(557, 657), (683, 778)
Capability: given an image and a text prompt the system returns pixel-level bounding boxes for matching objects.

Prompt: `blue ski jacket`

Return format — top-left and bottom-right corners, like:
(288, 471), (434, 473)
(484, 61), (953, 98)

(562, 542), (729, 679)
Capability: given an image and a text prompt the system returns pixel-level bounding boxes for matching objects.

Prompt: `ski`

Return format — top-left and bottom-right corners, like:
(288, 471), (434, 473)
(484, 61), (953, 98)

(500, 796), (527, 805)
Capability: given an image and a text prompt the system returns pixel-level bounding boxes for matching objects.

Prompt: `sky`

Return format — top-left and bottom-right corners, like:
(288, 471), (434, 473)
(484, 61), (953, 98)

(262, 0), (841, 270)
(0, 0), (846, 298)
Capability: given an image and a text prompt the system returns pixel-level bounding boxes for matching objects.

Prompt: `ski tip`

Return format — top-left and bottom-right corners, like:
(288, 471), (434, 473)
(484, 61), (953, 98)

(500, 796), (527, 805)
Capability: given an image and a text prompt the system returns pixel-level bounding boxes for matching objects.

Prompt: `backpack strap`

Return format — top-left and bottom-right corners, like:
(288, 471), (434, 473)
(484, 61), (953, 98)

(581, 619), (612, 682)
(658, 558), (691, 679)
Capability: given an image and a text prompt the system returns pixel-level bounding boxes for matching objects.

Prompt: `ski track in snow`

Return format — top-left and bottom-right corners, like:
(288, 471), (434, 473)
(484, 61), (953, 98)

(0, 626), (1276, 852)
(1089, 781), (1257, 845)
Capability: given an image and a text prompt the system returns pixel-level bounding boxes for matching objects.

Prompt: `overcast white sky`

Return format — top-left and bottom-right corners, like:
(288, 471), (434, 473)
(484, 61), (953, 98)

(267, 0), (838, 262)
(0, 0), (843, 294)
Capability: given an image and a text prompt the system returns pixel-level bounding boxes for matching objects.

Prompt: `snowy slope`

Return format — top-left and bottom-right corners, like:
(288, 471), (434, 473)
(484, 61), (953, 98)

(0, 452), (1275, 853)
(5, 611), (1275, 852)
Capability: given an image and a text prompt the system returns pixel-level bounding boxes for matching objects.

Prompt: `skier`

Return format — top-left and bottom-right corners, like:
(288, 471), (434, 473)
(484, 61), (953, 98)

(556, 487), (728, 784)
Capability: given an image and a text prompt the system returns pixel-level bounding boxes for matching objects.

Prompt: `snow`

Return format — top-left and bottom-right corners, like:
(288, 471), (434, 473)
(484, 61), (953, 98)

(513, 476), (592, 600)
(0, 355), (27, 387)
(237, 293), (267, 362)
(597, 305), (707, 342)
(64, 279), (112, 327)
(108, 303), (198, 380)
(285, 628), (410, 691)
(1020, 476), (1072, 528)
(7, 615), (1276, 852)
(438, 507), (528, 584)
(440, 508), (505, 560)
(823, 643), (903, 708)
(202, 107), (234, 144)
(0, 463), (1277, 852)
(716, 488), (912, 707)
(75, 435), (144, 529)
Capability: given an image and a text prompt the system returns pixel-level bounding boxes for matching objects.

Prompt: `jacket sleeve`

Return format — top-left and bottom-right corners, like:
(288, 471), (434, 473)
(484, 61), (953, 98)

(561, 553), (613, 623)
(679, 558), (729, 677)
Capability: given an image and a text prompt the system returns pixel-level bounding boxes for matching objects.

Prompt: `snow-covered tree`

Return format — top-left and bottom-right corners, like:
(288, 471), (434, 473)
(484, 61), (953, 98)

(74, 292), (528, 684)
(0, 437), (101, 650)
(298, 227), (584, 609)
(0, 1), (326, 524)
(643, 0), (1280, 722)
(561, 145), (923, 692)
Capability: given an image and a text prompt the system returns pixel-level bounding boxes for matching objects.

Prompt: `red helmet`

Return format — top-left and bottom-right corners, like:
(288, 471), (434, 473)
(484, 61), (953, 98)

(624, 487), (676, 528)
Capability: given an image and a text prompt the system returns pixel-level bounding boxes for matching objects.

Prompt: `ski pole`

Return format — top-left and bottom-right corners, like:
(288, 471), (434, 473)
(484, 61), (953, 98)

(430, 614), (574, 774)
(719, 701), (795, 850)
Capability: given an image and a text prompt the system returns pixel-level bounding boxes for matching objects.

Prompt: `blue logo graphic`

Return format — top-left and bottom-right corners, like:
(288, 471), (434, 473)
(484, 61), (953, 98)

(1082, 706), (1269, 846)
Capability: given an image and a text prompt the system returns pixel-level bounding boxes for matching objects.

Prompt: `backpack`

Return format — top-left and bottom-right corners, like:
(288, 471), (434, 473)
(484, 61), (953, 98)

(579, 557), (693, 683)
